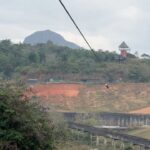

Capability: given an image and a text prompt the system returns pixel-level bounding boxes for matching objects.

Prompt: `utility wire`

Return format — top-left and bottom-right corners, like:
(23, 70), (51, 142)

(58, 0), (99, 60)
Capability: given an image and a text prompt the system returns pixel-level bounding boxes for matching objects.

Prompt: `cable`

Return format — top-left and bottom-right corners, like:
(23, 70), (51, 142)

(58, 0), (99, 60)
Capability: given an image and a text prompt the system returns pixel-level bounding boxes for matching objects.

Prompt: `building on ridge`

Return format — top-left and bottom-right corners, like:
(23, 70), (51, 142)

(119, 41), (130, 58)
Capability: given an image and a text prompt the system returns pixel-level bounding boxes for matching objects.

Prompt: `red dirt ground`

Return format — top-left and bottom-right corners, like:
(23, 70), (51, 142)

(31, 83), (84, 98)
(130, 107), (150, 114)
(27, 83), (150, 112)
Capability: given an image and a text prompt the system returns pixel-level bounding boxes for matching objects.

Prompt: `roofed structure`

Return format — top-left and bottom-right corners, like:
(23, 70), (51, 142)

(119, 41), (130, 58)
(119, 41), (129, 49)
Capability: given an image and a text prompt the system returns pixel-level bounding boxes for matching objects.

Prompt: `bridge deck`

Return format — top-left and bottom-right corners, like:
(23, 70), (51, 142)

(69, 122), (150, 148)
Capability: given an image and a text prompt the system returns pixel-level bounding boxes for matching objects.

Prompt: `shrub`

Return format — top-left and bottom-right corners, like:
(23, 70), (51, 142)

(0, 80), (56, 150)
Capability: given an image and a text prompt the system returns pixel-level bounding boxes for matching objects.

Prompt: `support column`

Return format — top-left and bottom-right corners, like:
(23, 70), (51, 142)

(96, 136), (99, 146)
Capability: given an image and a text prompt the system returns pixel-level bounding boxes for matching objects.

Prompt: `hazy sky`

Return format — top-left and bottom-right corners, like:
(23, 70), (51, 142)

(0, 0), (150, 54)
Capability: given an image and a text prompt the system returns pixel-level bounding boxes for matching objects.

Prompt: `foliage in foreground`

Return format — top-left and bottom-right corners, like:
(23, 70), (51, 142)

(0, 80), (57, 150)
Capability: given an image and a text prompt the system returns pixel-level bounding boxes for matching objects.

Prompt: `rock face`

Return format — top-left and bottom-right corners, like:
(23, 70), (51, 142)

(24, 30), (80, 49)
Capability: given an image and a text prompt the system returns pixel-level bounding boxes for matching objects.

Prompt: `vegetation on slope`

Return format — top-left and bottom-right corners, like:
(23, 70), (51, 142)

(0, 40), (150, 83)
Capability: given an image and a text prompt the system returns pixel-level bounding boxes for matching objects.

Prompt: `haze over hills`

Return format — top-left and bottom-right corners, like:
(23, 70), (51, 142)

(24, 30), (81, 49)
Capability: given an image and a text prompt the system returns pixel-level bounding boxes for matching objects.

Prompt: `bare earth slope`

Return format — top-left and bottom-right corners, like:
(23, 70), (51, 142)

(130, 107), (150, 114)
(30, 83), (150, 113)
(128, 127), (150, 140)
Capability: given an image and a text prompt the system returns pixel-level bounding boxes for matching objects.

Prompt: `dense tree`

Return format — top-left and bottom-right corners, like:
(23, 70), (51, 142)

(0, 40), (149, 82)
(0, 80), (56, 150)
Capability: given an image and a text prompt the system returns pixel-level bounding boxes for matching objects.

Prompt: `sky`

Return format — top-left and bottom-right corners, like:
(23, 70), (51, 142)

(0, 0), (150, 54)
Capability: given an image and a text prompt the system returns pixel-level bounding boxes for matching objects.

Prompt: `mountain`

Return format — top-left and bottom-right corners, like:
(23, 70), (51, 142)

(24, 30), (80, 49)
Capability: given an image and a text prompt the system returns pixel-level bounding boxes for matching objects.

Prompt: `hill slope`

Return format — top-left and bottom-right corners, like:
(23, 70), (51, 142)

(30, 83), (150, 113)
(24, 30), (80, 49)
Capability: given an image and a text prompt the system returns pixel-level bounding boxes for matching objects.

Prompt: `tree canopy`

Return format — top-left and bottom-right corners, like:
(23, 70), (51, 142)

(0, 80), (56, 150)
(0, 40), (150, 83)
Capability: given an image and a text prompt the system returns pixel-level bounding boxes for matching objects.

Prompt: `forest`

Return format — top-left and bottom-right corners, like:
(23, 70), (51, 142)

(0, 40), (150, 83)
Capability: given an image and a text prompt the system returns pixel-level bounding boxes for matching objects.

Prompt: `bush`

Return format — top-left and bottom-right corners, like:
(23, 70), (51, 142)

(125, 146), (134, 150)
(0, 80), (56, 150)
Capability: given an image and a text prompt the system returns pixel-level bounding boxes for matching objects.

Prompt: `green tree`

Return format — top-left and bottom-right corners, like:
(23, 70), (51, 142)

(0, 80), (56, 150)
(125, 146), (134, 150)
(28, 52), (39, 63)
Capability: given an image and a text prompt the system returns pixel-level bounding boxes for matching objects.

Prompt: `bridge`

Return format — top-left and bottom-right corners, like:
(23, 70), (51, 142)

(68, 122), (150, 149)
(100, 112), (150, 127)
(64, 112), (150, 127)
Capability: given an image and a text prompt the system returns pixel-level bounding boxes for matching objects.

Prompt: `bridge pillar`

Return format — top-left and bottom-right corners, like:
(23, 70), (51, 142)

(127, 116), (131, 127)
(145, 118), (148, 125)
(138, 117), (141, 126)
(96, 136), (100, 146)
(117, 117), (121, 126)
(129, 116), (134, 127)
(133, 117), (137, 127)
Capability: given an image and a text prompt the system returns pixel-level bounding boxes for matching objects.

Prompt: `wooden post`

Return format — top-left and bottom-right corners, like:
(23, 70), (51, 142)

(96, 136), (99, 146)
(103, 138), (107, 145)
(111, 139), (116, 149)
(121, 142), (125, 150)
(133, 145), (143, 150)
(90, 134), (93, 147)
(77, 129), (79, 140)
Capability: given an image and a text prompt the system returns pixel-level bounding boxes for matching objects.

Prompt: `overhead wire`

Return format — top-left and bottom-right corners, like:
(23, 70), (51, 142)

(58, 0), (99, 61)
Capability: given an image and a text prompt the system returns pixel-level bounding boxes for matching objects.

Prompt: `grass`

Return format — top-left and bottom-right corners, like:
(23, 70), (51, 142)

(128, 127), (150, 140)
(57, 140), (135, 150)
(57, 142), (91, 150)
